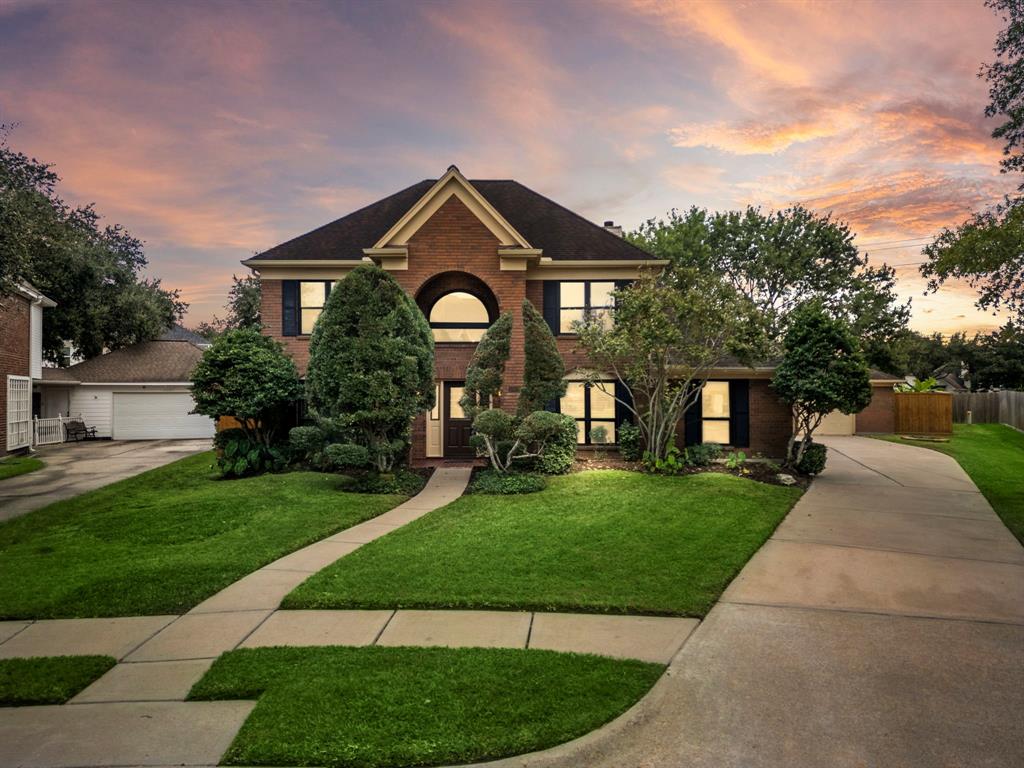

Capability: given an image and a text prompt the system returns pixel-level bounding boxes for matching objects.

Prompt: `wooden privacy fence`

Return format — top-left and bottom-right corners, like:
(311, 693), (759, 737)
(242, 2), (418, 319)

(953, 391), (1024, 431)
(894, 392), (953, 435)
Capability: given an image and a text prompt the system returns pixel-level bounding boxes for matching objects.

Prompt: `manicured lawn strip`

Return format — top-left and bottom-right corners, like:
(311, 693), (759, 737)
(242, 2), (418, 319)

(0, 452), (405, 619)
(286, 470), (802, 617)
(0, 655), (116, 706)
(878, 424), (1024, 543)
(188, 646), (661, 768)
(0, 456), (44, 481)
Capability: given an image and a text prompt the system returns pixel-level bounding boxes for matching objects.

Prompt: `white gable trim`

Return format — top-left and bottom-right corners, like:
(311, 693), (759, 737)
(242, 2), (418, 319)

(373, 166), (533, 249)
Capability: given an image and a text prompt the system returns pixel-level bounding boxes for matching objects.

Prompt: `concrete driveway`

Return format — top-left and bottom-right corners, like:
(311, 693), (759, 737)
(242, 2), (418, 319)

(0, 439), (211, 521)
(489, 436), (1024, 768)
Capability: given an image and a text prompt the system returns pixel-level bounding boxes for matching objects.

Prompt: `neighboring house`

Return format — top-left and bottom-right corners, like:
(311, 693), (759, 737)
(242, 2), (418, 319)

(2, 282), (56, 455)
(931, 372), (969, 393)
(245, 166), (896, 459)
(36, 326), (215, 440)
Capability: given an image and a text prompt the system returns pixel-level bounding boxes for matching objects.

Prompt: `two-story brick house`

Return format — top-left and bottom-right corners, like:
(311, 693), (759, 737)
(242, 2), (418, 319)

(247, 166), (890, 461)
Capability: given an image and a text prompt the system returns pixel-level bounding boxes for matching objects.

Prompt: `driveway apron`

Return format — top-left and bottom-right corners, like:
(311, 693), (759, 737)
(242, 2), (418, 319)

(473, 436), (1024, 768)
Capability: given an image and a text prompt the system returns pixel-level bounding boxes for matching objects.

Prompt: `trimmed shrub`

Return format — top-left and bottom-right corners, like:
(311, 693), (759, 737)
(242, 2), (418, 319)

(288, 425), (325, 462)
(517, 299), (566, 416)
(533, 412), (577, 475)
(215, 431), (285, 478)
(618, 421), (641, 461)
(461, 313), (512, 418)
(346, 469), (427, 495)
(685, 442), (723, 467)
(470, 469), (547, 495)
(795, 442), (828, 475)
(324, 443), (369, 470)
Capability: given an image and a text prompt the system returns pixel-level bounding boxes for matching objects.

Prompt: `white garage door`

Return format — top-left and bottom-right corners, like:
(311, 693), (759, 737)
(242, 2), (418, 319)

(817, 409), (856, 435)
(112, 392), (215, 440)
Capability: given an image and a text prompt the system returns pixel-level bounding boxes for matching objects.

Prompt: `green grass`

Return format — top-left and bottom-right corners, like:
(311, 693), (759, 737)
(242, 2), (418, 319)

(0, 455), (44, 481)
(0, 453), (405, 619)
(188, 646), (662, 768)
(286, 470), (802, 617)
(878, 424), (1024, 543)
(0, 655), (115, 706)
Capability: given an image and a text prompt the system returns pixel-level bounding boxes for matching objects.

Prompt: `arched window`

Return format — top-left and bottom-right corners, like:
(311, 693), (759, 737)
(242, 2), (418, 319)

(429, 292), (490, 342)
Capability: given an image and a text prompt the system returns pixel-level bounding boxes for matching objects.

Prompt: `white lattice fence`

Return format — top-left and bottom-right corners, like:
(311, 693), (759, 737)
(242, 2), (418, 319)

(33, 416), (67, 446)
(6, 376), (32, 450)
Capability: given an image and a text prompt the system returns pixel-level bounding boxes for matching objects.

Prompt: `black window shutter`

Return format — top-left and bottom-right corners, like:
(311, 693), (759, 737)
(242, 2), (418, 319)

(684, 386), (702, 446)
(614, 380), (633, 426)
(729, 379), (750, 447)
(542, 282), (560, 335)
(282, 280), (299, 337)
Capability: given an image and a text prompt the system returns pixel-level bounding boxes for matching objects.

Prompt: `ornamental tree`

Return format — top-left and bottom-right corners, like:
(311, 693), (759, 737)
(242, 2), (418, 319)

(518, 299), (566, 417)
(190, 328), (302, 447)
(305, 264), (435, 472)
(460, 312), (512, 418)
(772, 300), (872, 466)
(575, 269), (766, 463)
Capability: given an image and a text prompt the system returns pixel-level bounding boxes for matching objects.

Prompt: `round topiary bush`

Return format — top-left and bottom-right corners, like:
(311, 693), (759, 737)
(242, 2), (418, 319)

(795, 442), (828, 475)
(533, 412), (578, 475)
(324, 443), (370, 470)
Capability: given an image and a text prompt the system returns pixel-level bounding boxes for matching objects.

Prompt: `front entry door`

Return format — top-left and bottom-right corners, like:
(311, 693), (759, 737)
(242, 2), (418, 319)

(443, 382), (474, 458)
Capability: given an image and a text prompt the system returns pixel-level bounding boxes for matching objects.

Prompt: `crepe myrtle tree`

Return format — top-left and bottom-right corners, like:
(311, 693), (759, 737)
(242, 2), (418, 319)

(190, 328), (302, 447)
(772, 300), (872, 466)
(575, 269), (766, 463)
(305, 264), (435, 473)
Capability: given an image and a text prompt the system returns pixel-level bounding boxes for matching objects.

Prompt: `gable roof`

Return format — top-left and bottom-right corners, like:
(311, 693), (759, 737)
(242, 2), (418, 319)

(252, 175), (654, 262)
(42, 340), (204, 384)
(159, 324), (211, 347)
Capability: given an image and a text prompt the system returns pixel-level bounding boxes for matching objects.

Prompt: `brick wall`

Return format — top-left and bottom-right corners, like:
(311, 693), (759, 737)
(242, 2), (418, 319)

(856, 385), (896, 433)
(0, 294), (31, 454)
(748, 379), (791, 457)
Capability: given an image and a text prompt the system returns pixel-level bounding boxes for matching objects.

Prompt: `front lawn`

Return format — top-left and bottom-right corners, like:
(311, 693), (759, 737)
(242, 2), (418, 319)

(0, 455), (44, 481)
(0, 452), (405, 619)
(878, 424), (1024, 543)
(188, 646), (661, 768)
(0, 656), (115, 706)
(286, 470), (802, 617)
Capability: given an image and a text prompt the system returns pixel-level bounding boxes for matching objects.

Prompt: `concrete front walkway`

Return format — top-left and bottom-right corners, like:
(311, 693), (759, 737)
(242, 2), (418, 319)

(478, 436), (1024, 768)
(0, 439), (211, 521)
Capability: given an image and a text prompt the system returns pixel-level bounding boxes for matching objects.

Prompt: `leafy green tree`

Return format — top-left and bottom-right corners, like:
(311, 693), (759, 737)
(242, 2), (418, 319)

(518, 299), (566, 416)
(226, 274), (261, 329)
(0, 129), (185, 361)
(630, 205), (909, 364)
(922, 1), (1024, 322)
(575, 270), (765, 463)
(305, 264), (435, 472)
(190, 328), (302, 448)
(973, 322), (1024, 390)
(772, 301), (872, 466)
(471, 408), (573, 472)
(460, 312), (512, 418)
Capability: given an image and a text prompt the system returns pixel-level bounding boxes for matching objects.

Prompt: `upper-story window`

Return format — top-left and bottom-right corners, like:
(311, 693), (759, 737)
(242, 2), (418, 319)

(299, 281), (331, 335)
(558, 281), (615, 334)
(429, 291), (490, 342)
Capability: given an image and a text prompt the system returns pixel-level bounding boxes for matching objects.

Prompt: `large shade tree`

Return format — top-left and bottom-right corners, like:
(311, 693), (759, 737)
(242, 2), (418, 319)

(772, 301), (872, 466)
(922, 0), (1024, 323)
(629, 205), (909, 371)
(305, 264), (435, 472)
(575, 269), (765, 462)
(0, 128), (185, 361)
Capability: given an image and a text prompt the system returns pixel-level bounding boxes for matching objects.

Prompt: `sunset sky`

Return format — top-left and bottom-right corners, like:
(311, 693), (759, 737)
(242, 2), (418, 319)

(0, 0), (1014, 335)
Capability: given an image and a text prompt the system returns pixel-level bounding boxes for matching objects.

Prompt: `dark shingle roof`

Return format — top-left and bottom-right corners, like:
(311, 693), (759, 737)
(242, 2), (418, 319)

(159, 324), (211, 346)
(253, 179), (654, 262)
(54, 340), (204, 383)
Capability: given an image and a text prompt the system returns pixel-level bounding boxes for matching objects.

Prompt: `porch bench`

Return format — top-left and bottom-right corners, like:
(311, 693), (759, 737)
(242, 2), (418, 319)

(65, 420), (98, 442)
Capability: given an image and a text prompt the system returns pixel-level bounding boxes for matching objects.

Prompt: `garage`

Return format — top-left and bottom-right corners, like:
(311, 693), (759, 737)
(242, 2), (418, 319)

(816, 409), (856, 435)
(112, 392), (214, 440)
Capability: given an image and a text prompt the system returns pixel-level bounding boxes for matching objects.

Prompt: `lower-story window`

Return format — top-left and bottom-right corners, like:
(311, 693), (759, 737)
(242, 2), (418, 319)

(701, 380), (730, 443)
(560, 381), (616, 445)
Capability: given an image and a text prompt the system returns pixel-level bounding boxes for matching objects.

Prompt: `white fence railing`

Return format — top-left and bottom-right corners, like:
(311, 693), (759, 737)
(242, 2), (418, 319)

(33, 415), (68, 446)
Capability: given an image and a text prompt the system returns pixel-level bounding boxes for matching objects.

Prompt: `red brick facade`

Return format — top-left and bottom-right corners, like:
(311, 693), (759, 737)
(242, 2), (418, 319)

(0, 294), (31, 455)
(856, 385), (896, 433)
(748, 379), (792, 456)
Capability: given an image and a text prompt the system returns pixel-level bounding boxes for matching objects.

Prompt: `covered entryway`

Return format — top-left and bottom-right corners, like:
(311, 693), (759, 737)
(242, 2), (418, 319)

(443, 382), (474, 458)
(112, 392), (214, 440)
